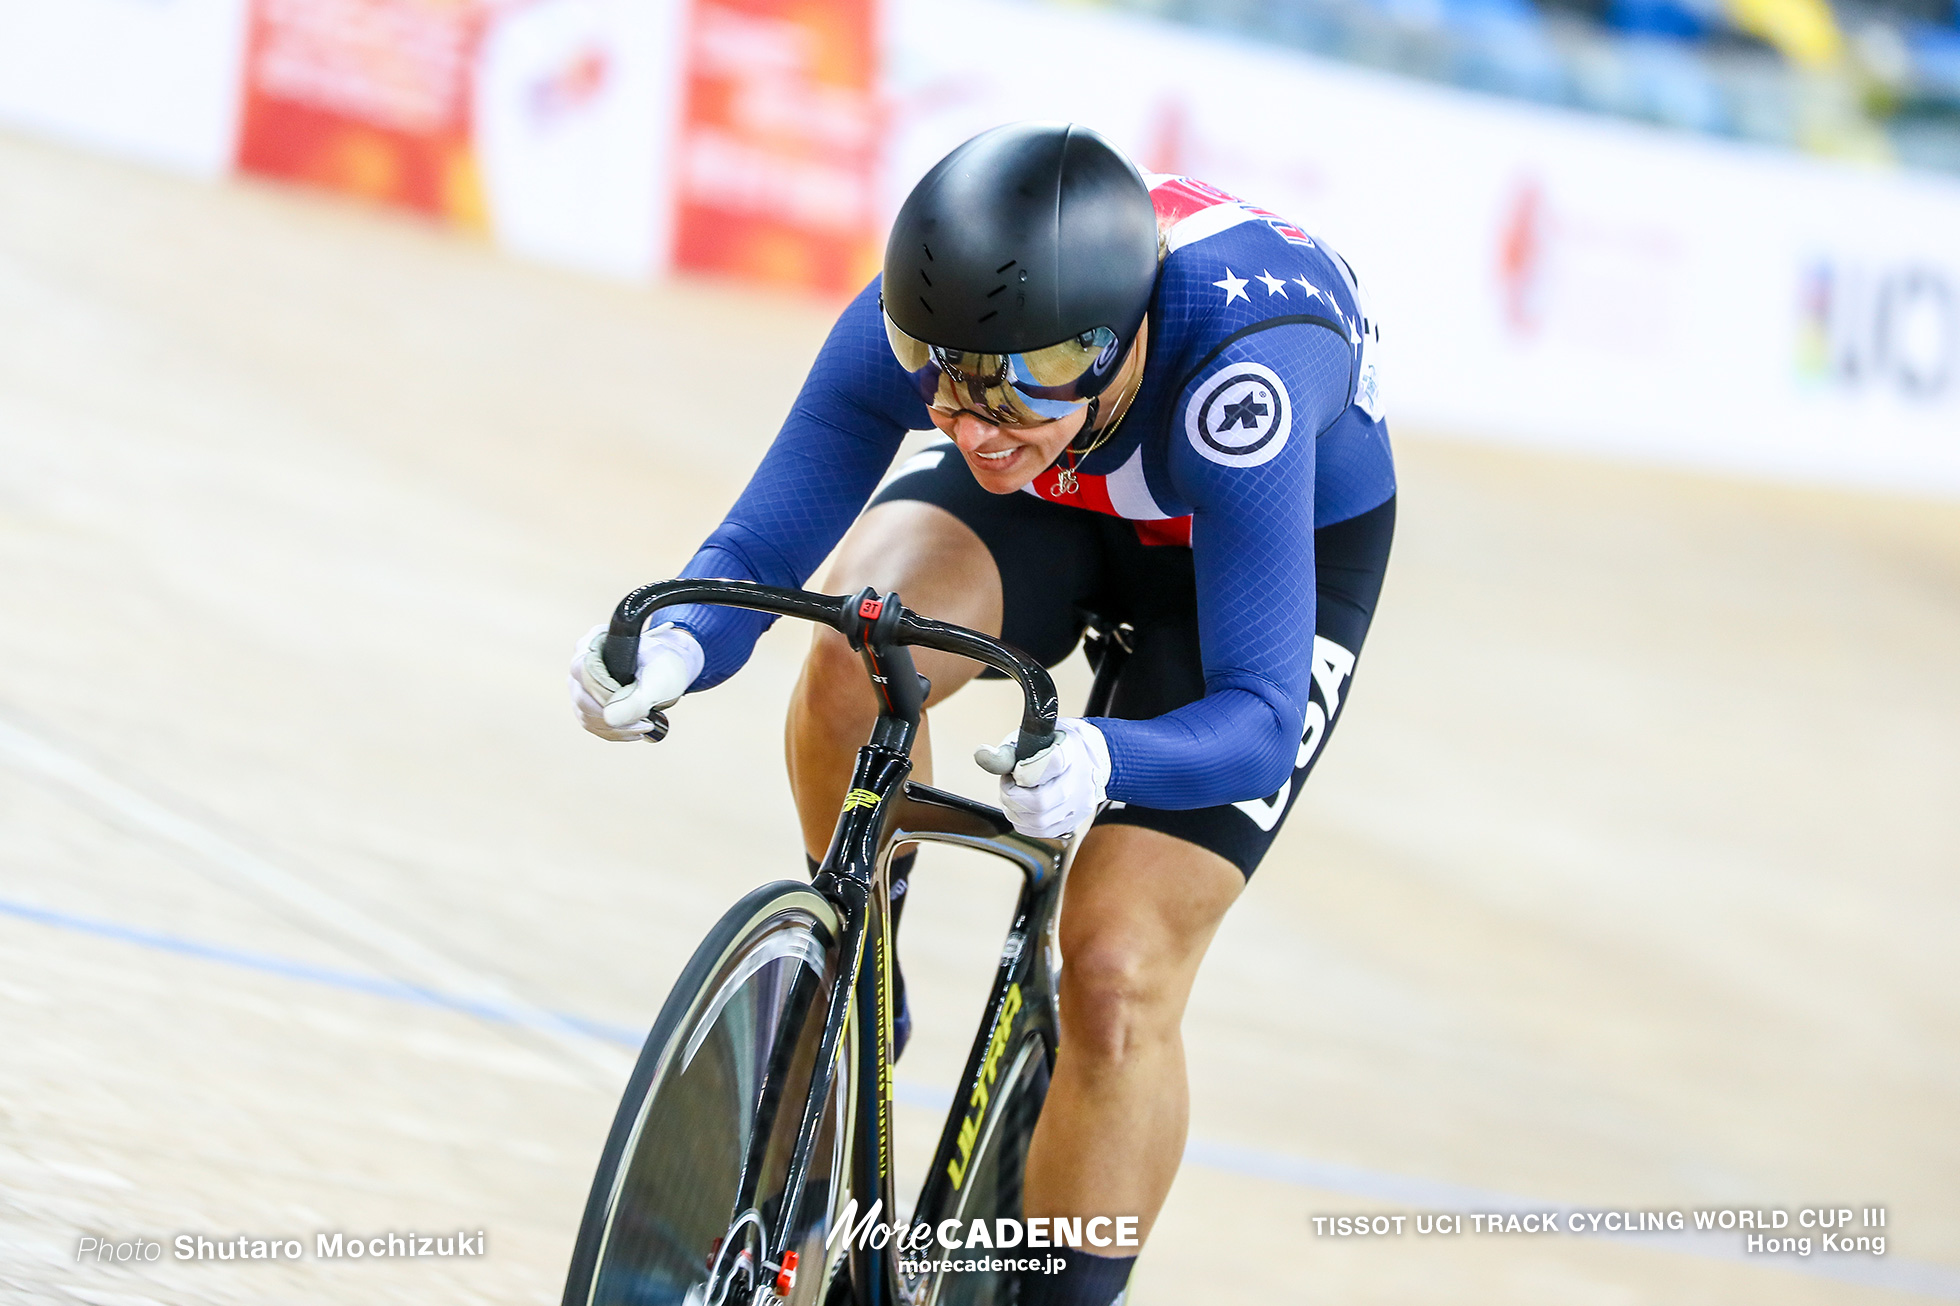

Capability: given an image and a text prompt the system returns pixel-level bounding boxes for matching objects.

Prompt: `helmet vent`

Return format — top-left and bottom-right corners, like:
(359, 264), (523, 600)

(883, 123), (1154, 356)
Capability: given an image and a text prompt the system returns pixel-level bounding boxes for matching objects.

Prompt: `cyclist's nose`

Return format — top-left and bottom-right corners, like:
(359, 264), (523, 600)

(950, 411), (1006, 451)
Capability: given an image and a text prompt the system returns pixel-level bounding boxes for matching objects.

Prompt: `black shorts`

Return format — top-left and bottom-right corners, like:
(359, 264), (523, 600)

(868, 443), (1395, 878)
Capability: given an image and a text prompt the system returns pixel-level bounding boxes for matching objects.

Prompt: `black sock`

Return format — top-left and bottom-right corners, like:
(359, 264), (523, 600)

(887, 849), (914, 932)
(886, 851), (915, 1057)
(1019, 1247), (1136, 1306)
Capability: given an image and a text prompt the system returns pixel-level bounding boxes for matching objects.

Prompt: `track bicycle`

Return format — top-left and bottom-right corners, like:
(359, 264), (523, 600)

(561, 579), (1136, 1306)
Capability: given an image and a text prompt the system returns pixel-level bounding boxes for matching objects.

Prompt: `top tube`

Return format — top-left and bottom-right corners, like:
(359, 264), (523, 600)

(604, 578), (1060, 766)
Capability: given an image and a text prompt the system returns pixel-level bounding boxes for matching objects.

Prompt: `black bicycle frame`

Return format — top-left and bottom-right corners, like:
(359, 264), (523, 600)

(604, 579), (1095, 1305)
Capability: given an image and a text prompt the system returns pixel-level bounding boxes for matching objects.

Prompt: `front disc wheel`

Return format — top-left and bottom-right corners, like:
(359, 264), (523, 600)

(564, 881), (858, 1306)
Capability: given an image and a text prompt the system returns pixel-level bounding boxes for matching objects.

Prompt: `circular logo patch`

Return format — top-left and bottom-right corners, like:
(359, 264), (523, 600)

(1184, 362), (1291, 468)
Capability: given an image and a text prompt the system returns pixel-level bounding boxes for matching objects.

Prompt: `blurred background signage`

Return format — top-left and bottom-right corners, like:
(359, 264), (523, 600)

(237, 0), (492, 222)
(1, 0), (1955, 490)
(670, 0), (882, 294)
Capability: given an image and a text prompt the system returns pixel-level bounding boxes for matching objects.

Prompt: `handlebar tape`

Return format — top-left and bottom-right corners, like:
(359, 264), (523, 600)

(605, 579), (1059, 758)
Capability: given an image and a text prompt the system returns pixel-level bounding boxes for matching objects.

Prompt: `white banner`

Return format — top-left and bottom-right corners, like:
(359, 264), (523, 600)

(0, 0), (249, 176)
(886, 0), (1960, 496)
(475, 0), (688, 280)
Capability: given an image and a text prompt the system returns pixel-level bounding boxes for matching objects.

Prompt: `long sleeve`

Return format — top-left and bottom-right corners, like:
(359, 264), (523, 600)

(1090, 317), (1360, 808)
(665, 280), (928, 688)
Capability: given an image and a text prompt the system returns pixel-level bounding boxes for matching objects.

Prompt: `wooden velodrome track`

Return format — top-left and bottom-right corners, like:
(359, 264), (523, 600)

(1, 129), (1956, 1306)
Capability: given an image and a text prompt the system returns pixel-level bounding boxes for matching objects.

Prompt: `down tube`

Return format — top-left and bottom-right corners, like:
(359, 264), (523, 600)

(846, 879), (904, 1303)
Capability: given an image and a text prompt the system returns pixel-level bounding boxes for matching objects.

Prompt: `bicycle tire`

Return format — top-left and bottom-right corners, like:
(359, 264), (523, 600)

(917, 1032), (1051, 1306)
(563, 880), (859, 1306)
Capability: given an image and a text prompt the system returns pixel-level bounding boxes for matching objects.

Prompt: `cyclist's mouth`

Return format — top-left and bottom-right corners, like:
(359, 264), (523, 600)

(972, 446), (1022, 466)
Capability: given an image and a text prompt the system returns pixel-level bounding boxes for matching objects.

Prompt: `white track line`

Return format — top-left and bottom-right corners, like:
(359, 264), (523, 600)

(10, 717), (1956, 1300)
(0, 714), (632, 1083)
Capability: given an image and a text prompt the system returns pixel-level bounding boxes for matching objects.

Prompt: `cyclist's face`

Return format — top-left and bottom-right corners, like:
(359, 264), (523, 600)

(928, 319), (1148, 494)
(929, 403), (1090, 494)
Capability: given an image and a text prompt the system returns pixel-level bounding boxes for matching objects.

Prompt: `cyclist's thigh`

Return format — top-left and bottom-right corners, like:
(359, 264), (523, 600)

(863, 441), (1109, 680)
(1063, 823), (1242, 984)
(818, 494), (1001, 704)
(1097, 494), (1397, 878)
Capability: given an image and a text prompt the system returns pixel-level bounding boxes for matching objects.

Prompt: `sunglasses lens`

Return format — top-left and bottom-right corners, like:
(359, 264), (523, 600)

(1006, 328), (1122, 399)
(883, 312), (935, 376)
(882, 307), (1125, 426)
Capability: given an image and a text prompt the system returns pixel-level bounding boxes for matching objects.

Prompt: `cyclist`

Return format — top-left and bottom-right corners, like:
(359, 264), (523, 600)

(571, 122), (1394, 1306)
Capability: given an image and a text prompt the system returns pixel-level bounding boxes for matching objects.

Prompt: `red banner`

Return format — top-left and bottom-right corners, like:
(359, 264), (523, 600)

(236, 0), (490, 225)
(671, 0), (881, 296)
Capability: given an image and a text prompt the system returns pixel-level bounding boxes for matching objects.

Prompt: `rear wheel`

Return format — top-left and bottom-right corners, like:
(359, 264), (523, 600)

(917, 1033), (1051, 1306)
(563, 881), (858, 1306)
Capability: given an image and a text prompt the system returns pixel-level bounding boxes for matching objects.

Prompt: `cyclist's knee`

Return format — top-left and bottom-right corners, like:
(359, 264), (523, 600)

(794, 626), (876, 731)
(1056, 937), (1178, 1067)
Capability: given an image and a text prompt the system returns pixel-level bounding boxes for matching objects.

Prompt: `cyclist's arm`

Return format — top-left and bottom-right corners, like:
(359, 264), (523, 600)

(1086, 322), (1376, 809)
(665, 280), (927, 689)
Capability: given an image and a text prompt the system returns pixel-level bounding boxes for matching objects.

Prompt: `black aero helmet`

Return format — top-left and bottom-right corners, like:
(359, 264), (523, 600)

(882, 122), (1159, 426)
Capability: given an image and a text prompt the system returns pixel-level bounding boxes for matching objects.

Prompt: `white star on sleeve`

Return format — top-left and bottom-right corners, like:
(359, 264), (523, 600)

(1293, 276), (1323, 301)
(1213, 269), (1249, 304)
(1256, 270), (1287, 297)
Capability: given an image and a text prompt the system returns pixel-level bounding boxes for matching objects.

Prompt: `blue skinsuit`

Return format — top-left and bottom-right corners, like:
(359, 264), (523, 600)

(664, 176), (1396, 810)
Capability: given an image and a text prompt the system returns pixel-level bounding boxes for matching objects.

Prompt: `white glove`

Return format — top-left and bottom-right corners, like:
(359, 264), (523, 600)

(986, 719), (1111, 838)
(568, 622), (704, 742)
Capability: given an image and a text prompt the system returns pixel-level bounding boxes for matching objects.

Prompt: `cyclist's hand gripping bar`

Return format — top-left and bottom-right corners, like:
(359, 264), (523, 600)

(604, 579), (1060, 767)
